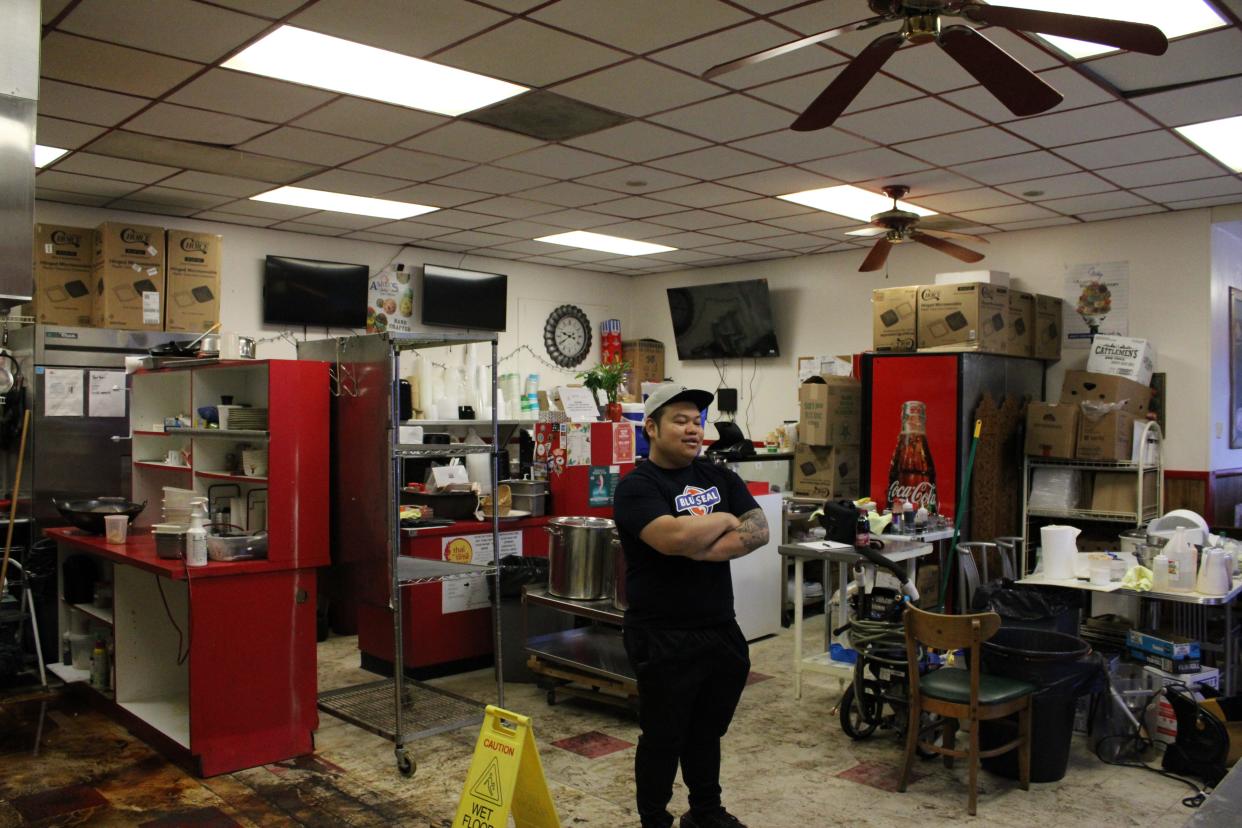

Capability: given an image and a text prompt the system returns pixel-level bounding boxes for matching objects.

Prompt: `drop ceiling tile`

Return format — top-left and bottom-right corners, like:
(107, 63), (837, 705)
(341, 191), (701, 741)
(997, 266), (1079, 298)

(1078, 205), (1166, 222)
(552, 59), (719, 117)
(883, 42), (977, 93)
(1165, 194), (1242, 210)
(42, 0), (74, 23)
(1086, 28), (1242, 94)
(478, 219), (572, 238)
(748, 67), (920, 117)
(648, 210), (739, 230)
(992, 216), (1080, 231)
(489, 240), (560, 255)
(836, 98), (986, 145)
(40, 32), (200, 98)
(157, 170), (268, 197)
(270, 221), (350, 237)
(35, 116), (106, 149)
(295, 169), (413, 196)
(343, 148), (474, 181)
(969, 27), (1063, 71)
(756, 232), (833, 250)
(127, 186), (232, 210)
(648, 146), (778, 178)
(1054, 131), (1194, 170)
(593, 219), (683, 239)
(650, 20), (838, 89)
(998, 172), (1115, 201)
(435, 20), (627, 87)
(652, 94), (793, 143)
(574, 165), (698, 194)
(1005, 102), (1159, 148)
(110, 199), (200, 217)
(772, 1), (879, 51)
(716, 166), (839, 197)
(955, 203), (1059, 224)
(60, 0), (269, 62)
(238, 127), (384, 166)
(649, 183), (753, 208)
(565, 121), (709, 162)
(344, 230), (418, 243)
(454, 196), (556, 219)
(417, 240), (473, 252)
(1034, 191), (1147, 215)
(709, 197), (812, 221)
(126, 104), (273, 146)
(702, 222), (784, 241)
(368, 220), (455, 239)
(941, 67), (1116, 126)
(217, 198), (316, 220)
(291, 211), (389, 230)
(908, 188), (1022, 214)
(645, 231), (727, 249)
(591, 196), (682, 218)
(208, 0), (304, 17)
(495, 145), (625, 178)
(1135, 177), (1242, 203)
(949, 151), (1079, 186)
(380, 182), (489, 208)
(292, 0), (507, 58)
(696, 241), (778, 257)
(168, 70), (336, 124)
(411, 210), (506, 230)
(858, 168), (977, 197)
(524, 208), (623, 228)
(763, 212), (856, 232)
(895, 127), (1036, 167)
(800, 147), (930, 182)
(730, 126), (874, 164)
(35, 170), (143, 198)
(1099, 156), (1229, 189)
(401, 122), (546, 163)
(89, 130), (322, 183)
(532, 0), (749, 53)
(52, 153), (179, 183)
(435, 165), (556, 195)
(1130, 75), (1242, 127)
(546, 247), (625, 262)
(192, 211), (280, 228)
(293, 98), (447, 145)
(37, 80), (149, 127)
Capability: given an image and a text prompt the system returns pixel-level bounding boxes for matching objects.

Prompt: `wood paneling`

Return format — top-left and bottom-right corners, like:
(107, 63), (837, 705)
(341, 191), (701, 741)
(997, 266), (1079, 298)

(1164, 471), (1208, 517)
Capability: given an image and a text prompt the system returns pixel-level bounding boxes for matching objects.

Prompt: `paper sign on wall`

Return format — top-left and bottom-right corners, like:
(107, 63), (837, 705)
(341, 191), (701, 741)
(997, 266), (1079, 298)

(557, 386), (601, 422)
(88, 370), (127, 418)
(443, 577), (491, 614)
(612, 422), (634, 464)
(588, 465), (621, 507)
(44, 368), (84, 417)
(1064, 261), (1129, 349)
(566, 423), (592, 466)
(442, 531), (523, 565)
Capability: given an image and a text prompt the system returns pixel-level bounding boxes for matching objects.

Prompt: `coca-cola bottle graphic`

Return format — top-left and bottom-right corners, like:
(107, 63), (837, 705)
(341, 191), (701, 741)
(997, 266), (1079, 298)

(888, 401), (937, 513)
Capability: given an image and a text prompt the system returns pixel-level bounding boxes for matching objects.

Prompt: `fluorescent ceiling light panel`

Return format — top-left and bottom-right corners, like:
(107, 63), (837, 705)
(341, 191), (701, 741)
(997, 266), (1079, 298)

(223, 26), (527, 116)
(252, 186), (438, 219)
(34, 145), (69, 167)
(996, 1), (1226, 59)
(535, 231), (676, 256)
(1176, 115), (1242, 173)
(778, 185), (935, 222)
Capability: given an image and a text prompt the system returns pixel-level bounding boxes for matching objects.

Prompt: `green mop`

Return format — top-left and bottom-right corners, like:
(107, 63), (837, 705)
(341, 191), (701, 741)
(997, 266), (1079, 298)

(936, 419), (982, 613)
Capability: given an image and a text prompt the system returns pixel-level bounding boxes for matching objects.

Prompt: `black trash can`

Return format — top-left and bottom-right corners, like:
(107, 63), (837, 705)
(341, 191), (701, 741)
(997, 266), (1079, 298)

(490, 556), (571, 683)
(972, 582), (1083, 637)
(978, 627), (1100, 783)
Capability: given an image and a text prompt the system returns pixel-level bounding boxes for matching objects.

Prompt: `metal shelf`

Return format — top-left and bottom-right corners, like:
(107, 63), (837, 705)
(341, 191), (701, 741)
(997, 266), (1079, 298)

(1027, 507), (1160, 523)
(406, 419), (534, 429)
(396, 557), (495, 585)
(1027, 457), (1146, 471)
(524, 585), (623, 625)
(525, 627), (635, 684)
(170, 428), (269, 441)
(386, 330), (498, 350)
(394, 443), (491, 458)
(318, 678), (484, 744)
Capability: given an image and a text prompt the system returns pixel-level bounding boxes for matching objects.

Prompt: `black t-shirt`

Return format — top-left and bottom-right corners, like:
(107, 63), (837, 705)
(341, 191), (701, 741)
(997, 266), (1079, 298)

(613, 458), (760, 629)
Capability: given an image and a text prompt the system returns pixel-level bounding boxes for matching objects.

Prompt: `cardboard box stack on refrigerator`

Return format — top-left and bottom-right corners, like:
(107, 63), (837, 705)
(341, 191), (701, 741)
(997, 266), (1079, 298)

(92, 222), (165, 331)
(164, 230), (222, 333)
(916, 282), (1008, 353)
(622, 339), (664, 402)
(1007, 290), (1035, 358)
(1060, 370), (1154, 461)
(33, 224), (94, 326)
(871, 286), (917, 352)
(1034, 294), (1063, 361)
(795, 375), (861, 498)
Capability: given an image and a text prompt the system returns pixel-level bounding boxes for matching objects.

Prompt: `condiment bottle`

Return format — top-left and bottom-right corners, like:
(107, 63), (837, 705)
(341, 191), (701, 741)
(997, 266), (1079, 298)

(91, 638), (109, 690)
(187, 499), (208, 567)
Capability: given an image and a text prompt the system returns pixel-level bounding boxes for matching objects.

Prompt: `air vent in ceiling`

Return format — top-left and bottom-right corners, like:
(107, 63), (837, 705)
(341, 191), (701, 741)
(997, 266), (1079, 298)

(463, 90), (629, 142)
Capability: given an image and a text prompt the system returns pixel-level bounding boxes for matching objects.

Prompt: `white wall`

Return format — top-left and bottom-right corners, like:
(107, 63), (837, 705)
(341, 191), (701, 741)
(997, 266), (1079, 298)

(1210, 219), (1242, 470)
(630, 207), (1222, 471)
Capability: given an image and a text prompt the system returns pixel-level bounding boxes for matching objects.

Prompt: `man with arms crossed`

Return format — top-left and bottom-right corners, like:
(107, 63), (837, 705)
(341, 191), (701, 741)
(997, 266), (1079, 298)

(613, 384), (770, 828)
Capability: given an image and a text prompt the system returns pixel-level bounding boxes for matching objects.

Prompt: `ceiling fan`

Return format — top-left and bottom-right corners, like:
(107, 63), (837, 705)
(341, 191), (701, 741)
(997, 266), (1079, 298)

(857, 185), (988, 272)
(704, 1), (1169, 131)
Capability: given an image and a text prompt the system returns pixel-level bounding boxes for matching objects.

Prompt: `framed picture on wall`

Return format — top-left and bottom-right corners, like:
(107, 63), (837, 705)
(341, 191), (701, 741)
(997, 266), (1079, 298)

(1231, 288), (1242, 448)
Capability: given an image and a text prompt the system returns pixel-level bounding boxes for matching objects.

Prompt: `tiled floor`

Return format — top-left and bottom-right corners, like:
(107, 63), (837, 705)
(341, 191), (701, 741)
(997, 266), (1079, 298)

(0, 615), (1200, 827)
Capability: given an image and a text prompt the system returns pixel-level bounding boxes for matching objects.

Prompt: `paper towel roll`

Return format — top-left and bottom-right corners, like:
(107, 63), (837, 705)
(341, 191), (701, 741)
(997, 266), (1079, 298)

(1040, 525), (1080, 579)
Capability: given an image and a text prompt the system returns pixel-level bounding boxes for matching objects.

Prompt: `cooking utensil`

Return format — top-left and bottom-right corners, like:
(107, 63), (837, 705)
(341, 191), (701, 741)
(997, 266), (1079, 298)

(53, 497), (146, 535)
(545, 516), (616, 600)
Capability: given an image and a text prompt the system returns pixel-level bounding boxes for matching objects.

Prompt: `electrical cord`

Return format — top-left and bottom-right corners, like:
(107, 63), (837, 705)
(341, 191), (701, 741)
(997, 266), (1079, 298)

(154, 553), (195, 667)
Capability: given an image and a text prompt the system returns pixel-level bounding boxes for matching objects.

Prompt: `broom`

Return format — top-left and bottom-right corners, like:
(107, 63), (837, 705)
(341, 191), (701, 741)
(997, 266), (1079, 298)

(936, 418), (982, 612)
(0, 410), (32, 594)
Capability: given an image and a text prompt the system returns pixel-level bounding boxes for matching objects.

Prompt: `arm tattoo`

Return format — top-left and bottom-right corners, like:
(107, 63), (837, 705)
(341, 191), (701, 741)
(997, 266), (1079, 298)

(735, 507), (769, 553)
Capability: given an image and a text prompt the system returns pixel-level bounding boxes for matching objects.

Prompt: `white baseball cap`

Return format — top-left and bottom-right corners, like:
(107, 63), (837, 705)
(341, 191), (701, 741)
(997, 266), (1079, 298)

(643, 383), (714, 419)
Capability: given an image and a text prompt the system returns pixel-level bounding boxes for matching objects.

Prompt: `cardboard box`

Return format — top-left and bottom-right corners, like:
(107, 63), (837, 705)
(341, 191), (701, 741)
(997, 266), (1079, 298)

(1128, 649), (1201, 674)
(1087, 335), (1156, 385)
(1060, 370), (1154, 418)
(871, 286), (917, 352)
(1092, 469), (1157, 513)
(1007, 290), (1035, 358)
(797, 376), (861, 446)
(793, 443), (860, 499)
(1025, 402), (1078, 458)
(622, 339), (664, 402)
(33, 224), (94, 326)
(92, 222), (164, 331)
(934, 269), (1010, 288)
(164, 230), (221, 333)
(916, 282), (1008, 353)
(797, 354), (853, 381)
(1077, 410), (1136, 461)
(1034, 294), (1063, 361)
(1128, 629), (1200, 661)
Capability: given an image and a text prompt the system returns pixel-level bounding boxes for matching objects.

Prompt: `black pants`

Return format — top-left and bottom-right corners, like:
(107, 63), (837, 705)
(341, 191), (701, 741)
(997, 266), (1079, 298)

(623, 621), (750, 828)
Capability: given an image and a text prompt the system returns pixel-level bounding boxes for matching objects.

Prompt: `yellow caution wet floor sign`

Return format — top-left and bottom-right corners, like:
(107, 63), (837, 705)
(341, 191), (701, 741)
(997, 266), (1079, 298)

(454, 705), (560, 827)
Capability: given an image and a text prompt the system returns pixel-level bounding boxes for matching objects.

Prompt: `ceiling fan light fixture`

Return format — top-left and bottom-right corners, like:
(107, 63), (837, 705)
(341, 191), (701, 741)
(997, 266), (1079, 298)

(995, 0), (1226, 59)
(778, 184), (936, 222)
(1176, 115), (1242, 173)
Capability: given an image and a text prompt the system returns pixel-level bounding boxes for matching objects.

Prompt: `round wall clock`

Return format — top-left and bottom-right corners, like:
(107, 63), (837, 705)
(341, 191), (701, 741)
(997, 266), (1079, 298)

(544, 304), (592, 368)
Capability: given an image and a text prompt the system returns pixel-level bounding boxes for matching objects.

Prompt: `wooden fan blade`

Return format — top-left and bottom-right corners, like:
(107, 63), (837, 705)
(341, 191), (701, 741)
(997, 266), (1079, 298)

(920, 228), (990, 244)
(911, 231), (984, 264)
(859, 238), (894, 272)
(703, 15), (888, 79)
(962, 4), (1168, 56)
(792, 30), (905, 132)
(937, 25), (1062, 117)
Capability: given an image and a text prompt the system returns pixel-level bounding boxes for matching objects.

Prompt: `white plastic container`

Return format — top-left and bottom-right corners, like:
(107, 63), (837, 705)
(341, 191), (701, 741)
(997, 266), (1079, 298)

(1163, 527), (1198, 593)
(186, 499), (209, 567)
(1152, 553), (1170, 591)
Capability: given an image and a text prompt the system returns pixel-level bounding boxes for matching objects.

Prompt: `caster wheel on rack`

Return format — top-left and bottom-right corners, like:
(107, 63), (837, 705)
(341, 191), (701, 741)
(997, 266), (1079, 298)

(396, 749), (416, 778)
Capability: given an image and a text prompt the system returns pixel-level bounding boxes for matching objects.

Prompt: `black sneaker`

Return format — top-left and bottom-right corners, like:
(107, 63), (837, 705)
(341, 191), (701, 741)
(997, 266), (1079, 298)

(680, 808), (747, 828)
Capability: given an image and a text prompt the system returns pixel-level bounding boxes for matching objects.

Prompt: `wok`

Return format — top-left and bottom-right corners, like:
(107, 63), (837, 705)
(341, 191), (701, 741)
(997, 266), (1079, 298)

(54, 497), (146, 535)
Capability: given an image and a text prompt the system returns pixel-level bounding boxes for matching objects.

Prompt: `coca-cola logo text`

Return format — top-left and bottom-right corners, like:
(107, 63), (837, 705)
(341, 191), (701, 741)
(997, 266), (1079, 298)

(120, 228), (151, 244)
(180, 237), (209, 253)
(888, 480), (936, 506)
(50, 230), (82, 247)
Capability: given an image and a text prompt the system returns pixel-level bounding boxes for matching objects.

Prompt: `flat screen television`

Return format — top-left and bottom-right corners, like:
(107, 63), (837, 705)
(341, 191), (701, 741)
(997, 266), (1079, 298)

(262, 255), (368, 328)
(666, 278), (779, 359)
(421, 265), (508, 331)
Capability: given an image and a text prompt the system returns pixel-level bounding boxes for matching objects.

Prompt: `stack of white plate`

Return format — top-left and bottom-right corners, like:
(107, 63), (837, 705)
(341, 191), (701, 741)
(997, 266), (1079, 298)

(163, 486), (197, 528)
(226, 408), (268, 431)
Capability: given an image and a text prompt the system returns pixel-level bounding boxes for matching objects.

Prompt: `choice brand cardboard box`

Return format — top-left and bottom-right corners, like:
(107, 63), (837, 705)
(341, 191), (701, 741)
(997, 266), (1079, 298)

(622, 339), (664, 403)
(1092, 469), (1158, 514)
(1060, 370), (1153, 417)
(1034, 294), (1063, 361)
(934, 269), (1010, 288)
(1086, 335), (1156, 385)
(1077, 409), (1136, 461)
(871, 286), (917, 352)
(92, 222), (164, 331)
(33, 224), (94, 326)
(164, 230), (221, 333)
(798, 375), (861, 446)
(1025, 402), (1078, 458)
(793, 443), (860, 499)
(1007, 290), (1035, 358)
(916, 282), (1008, 353)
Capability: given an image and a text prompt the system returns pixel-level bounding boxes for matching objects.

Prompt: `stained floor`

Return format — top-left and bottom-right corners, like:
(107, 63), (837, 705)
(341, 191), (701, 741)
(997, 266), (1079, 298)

(0, 615), (1199, 827)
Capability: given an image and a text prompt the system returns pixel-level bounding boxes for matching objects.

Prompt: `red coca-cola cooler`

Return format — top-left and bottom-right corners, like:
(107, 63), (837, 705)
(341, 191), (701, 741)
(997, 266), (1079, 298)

(860, 352), (1044, 536)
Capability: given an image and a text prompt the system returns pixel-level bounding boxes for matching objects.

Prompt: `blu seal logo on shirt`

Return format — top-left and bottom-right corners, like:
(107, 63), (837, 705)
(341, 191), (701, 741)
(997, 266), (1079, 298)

(675, 485), (721, 516)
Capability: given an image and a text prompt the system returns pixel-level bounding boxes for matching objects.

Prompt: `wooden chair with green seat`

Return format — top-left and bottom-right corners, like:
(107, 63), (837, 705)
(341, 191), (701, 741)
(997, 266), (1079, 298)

(897, 605), (1036, 815)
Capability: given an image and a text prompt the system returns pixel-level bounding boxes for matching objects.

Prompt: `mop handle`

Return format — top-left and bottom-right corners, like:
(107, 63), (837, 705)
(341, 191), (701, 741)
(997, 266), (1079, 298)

(937, 419), (982, 611)
(0, 409), (32, 593)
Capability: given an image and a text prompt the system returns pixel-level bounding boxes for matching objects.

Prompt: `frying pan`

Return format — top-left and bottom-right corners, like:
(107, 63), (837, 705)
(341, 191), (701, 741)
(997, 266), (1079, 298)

(53, 497), (146, 535)
(148, 322), (221, 357)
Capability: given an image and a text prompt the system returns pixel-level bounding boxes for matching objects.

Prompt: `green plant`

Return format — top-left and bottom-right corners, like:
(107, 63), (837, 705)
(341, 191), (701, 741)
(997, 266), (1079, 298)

(576, 360), (631, 404)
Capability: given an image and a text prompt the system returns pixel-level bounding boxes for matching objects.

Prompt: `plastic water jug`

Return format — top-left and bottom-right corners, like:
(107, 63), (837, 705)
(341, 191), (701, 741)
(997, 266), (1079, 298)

(1163, 527), (1197, 593)
(1040, 525), (1080, 579)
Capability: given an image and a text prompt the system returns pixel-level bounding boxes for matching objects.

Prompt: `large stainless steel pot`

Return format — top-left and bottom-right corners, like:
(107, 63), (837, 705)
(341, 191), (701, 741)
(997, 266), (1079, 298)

(546, 516), (615, 600)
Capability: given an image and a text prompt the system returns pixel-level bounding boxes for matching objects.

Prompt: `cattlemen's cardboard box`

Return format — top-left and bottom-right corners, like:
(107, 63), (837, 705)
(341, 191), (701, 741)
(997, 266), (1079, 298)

(1007, 290), (1035, 358)
(1034, 294), (1063, 361)
(793, 443), (860, 499)
(916, 282), (1007, 353)
(93, 222), (164, 331)
(164, 230), (221, 333)
(797, 375), (861, 446)
(1025, 402), (1078, 459)
(33, 224), (94, 326)
(871, 286), (917, 352)
(1087, 335), (1156, 385)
